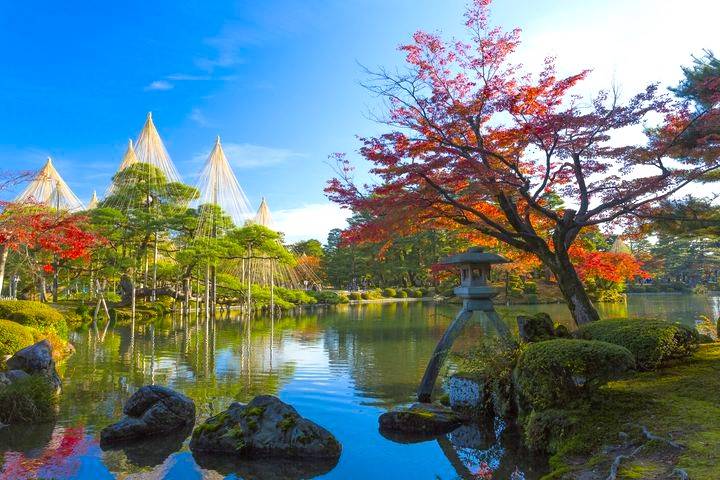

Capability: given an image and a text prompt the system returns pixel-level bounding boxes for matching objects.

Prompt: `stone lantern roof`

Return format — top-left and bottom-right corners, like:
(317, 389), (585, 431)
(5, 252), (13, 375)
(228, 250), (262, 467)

(440, 246), (511, 266)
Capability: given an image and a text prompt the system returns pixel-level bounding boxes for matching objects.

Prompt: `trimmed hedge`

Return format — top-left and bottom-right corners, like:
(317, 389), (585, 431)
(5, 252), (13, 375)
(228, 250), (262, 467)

(577, 318), (699, 370)
(382, 288), (397, 298)
(307, 290), (350, 305)
(0, 301), (67, 337)
(0, 320), (36, 357)
(515, 339), (635, 410)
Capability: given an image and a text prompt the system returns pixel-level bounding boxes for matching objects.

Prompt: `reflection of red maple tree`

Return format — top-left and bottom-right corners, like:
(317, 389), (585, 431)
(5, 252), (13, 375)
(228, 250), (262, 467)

(0, 426), (94, 480)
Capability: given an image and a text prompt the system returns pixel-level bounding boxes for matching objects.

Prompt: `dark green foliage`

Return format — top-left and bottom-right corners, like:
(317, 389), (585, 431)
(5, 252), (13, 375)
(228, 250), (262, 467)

(523, 281), (538, 294)
(396, 290), (408, 298)
(348, 292), (362, 301)
(515, 339), (635, 411)
(0, 320), (36, 356)
(577, 318), (699, 370)
(412, 289), (424, 298)
(0, 301), (67, 337)
(517, 312), (555, 342)
(522, 408), (575, 453)
(0, 375), (58, 423)
(553, 324), (572, 338)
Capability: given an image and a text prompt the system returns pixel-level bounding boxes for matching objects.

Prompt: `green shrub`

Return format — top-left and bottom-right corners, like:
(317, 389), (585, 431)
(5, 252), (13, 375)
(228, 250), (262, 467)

(348, 292), (362, 301)
(412, 289), (424, 298)
(307, 290), (347, 305)
(396, 290), (408, 298)
(0, 320), (36, 357)
(577, 318), (699, 370)
(515, 339), (635, 411)
(509, 287), (524, 297)
(523, 281), (538, 294)
(523, 408), (574, 452)
(337, 294), (349, 304)
(453, 338), (520, 418)
(0, 375), (58, 423)
(0, 301), (67, 337)
(553, 324), (572, 339)
(360, 291), (370, 300)
(382, 288), (397, 298)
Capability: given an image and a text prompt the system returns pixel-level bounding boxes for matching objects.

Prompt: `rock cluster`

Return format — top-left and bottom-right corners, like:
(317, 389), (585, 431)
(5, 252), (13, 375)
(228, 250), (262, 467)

(100, 385), (196, 445)
(0, 340), (62, 391)
(190, 395), (341, 459)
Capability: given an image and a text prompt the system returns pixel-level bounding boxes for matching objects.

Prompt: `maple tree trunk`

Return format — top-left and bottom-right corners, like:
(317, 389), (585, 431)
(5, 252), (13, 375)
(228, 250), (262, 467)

(546, 247), (600, 326)
(0, 244), (7, 297)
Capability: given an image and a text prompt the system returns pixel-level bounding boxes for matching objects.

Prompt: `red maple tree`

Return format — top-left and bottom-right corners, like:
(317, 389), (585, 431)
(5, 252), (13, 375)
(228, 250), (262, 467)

(326, 0), (719, 325)
(0, 202), (103, 300)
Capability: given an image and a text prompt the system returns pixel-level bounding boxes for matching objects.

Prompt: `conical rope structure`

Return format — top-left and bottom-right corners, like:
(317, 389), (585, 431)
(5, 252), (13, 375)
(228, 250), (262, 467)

(242, 198), (321, 290)
(86, 190), (99, 210)
(134, 112), (182, 184)
(15, 157), (84, 211)
(104, 139), (139, 197)
(194, 136), (253, 317)
(195, 136), (253, 231)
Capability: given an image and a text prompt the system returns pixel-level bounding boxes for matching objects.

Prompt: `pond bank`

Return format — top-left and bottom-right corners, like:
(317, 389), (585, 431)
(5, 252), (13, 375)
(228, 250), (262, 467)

(545, 343), (720, 479)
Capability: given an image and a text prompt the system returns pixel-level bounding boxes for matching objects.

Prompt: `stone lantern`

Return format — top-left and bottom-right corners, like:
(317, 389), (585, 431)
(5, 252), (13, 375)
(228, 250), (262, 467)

(417, 247), (511, 403)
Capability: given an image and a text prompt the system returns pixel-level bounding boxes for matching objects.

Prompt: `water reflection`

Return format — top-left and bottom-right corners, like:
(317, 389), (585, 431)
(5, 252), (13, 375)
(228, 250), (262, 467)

(2, 295), (718, 479)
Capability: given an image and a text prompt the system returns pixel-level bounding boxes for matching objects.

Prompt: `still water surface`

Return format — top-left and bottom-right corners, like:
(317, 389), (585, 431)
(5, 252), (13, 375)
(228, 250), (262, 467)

(1, 294), (718, 479)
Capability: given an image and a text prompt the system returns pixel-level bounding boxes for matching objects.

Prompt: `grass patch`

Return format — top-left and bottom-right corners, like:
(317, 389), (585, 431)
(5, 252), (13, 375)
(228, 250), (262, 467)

(0, 375), (58, 423)
(544, 344), (720, 479)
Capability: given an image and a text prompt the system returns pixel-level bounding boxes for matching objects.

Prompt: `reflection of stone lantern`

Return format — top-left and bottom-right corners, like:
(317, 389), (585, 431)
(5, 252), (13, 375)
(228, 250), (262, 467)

(418, 247), (511, 403)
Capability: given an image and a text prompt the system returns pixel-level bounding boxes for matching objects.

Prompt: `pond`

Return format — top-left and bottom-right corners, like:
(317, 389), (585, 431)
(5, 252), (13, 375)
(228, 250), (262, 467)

(1, 294), (718, 480)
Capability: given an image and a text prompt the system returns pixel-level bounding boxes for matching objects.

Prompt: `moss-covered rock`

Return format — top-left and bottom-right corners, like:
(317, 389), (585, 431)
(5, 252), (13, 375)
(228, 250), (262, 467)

(191, 395), (341, 459)
(0, 300), (68, 337)
(378, 402), (463, 435)
(0, 319), (36, 357)
(577, 318), (699, 370)
(515, 339), (635, 411)
(517, 313), (555, 342)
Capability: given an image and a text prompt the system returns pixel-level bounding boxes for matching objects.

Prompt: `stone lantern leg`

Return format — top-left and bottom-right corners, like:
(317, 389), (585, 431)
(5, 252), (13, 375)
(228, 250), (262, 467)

(417, 247), (511, 403)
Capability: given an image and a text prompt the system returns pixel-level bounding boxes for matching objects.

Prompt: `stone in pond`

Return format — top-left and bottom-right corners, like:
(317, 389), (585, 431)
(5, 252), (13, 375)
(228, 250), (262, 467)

(446, 374), (488, 415)
(379, 402), (463, 435)
(189, 395), (341, 459)
(100, 385), (196, 445)
(6, 340), (61, 391)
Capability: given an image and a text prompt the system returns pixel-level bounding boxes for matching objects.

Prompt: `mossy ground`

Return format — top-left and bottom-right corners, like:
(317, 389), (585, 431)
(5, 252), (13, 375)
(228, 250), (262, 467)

(544, 344), (720, 479)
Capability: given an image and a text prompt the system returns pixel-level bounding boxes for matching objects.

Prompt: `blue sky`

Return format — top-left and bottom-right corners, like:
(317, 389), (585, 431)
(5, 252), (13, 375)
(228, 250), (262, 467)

(0, 0), (717, 242)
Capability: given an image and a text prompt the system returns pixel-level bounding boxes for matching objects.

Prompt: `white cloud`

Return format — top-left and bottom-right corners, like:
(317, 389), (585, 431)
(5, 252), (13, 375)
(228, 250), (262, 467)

(189, 108), (210, 127)
(144, 80), (173, 91)
(273, 203), (349, 243)
(192, 143), (305, 168)
(166, 73), (211, 81)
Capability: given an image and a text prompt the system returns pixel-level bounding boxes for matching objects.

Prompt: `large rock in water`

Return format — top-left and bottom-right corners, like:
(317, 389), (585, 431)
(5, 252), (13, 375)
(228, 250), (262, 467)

(100, 385), (196, 445)
(379, 402), (463, 435)
(190, 395), (341, 459)
(5, 340), (62, 391)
